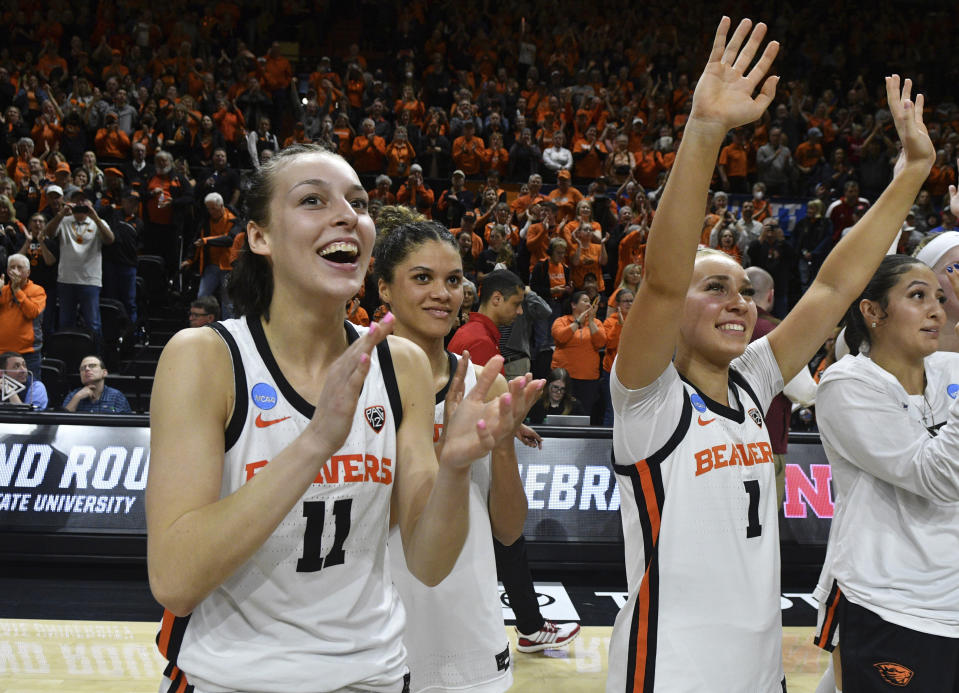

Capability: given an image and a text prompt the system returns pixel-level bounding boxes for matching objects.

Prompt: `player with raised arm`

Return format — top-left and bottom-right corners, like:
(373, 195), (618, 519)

(607, 17), (934, 692)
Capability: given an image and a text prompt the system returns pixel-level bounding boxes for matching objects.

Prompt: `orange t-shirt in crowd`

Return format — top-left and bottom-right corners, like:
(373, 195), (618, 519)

(483, 222), (519, 247)
(451, 135), (485, 175)
(95, 127), (132, 160)
(547, 186), (584, 223)
(348, 303), (370, 326)
(634, 149), (662, 189)
(385, 141), (416, 178)
(547, 260), (568, 294)
(602, 313), (625, 372)
(525, 221), (562, 271)
(568, 237), (605, 291)
(483, 146), (509, 177)
(572, 140), (608, 180)
(509, 193), (548, 218)
(7, 156), (31, 185)
(144, 174), (182, 226)
(351, 135), (386, 172)
(551, 315), (607, 380)
(794, 141), (823, 169)
(213, 107), (247, 144)
(718, 142), (748, 178)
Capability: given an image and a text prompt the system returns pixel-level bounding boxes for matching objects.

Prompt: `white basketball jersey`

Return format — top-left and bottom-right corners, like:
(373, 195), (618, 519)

(388, 353), (512, 693)
(157, 317), (408, 693)
(607, 337), (785, 693)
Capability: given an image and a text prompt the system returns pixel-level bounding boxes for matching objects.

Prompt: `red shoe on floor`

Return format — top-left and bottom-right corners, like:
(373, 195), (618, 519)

(515, 619), (581, 653)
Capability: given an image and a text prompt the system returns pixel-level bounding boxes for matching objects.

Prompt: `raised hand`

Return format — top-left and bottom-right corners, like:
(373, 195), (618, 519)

(689, 17), (779, 133)
(440, 357), (544, 470)
(885, 75), (934, 172)
(303, 313), (394, 454)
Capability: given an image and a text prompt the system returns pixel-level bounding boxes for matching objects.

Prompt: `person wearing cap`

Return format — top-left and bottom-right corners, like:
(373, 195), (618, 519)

(547, 169), (584, 223)
(101, 48), (129, 83)
(395, 164), (434, 219)
(51, 161), (80, 201)
(436, 169), (475, 228)
(102, 188), (142, 325)
(42, 189), (114, 347)
(39, 184), (65, 222)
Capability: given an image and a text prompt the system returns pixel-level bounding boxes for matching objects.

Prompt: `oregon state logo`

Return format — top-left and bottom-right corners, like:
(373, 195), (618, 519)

(873, 662), (914, 686)
(748, 407), (763, 428)
(365, 405), (386, 433)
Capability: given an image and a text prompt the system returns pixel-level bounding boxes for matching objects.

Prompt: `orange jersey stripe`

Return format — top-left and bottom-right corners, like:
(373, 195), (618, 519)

(631, 458), (662, 691)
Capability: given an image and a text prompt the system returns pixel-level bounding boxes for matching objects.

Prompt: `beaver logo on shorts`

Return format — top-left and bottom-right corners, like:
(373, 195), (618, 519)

(365, 405), (386, 433)
(747, 407), (763, 428)
(873, 662), (914, 686)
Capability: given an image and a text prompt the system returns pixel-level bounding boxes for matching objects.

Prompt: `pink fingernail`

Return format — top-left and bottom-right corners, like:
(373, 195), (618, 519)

(381, 311), (394, 325)
(503, 394), (512, 405)
(360, 353), (369, 365)
(477, 419), (487, 430)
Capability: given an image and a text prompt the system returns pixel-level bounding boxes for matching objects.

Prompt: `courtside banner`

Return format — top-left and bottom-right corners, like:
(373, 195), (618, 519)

(0, 417), (834, 547)
(516, 433), (834, 546)
(0, 422), (149, 532)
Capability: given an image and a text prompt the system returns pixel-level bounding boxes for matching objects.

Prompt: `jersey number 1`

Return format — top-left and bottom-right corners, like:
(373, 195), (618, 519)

(297, 498), (352, 572)
(743, 480), (762, 538)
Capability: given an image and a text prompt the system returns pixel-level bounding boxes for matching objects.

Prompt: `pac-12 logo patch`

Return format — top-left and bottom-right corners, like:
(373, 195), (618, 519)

(873, 661), (914, 686)
(251, 383), (278, 410)
(748, 408), (763, 428)
(365, 405), (386, 433)
(690, 393), (707, 413)
(948, 384), (959, 400)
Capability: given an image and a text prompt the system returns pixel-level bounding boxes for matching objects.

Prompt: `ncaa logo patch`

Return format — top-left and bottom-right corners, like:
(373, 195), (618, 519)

(873, 661), (913, 686)
(251, 382), (278, 410)
(948, 384), (959, 400)
(748, 407), (763, 428)
(365, 405), (386, 433)
(690, 393), (707, 413)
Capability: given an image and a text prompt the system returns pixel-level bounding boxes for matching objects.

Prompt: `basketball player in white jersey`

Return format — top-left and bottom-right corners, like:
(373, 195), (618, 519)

(606, 15), (934, 692)
(374, 209), (535, 692)
(146, 144), (543, 693)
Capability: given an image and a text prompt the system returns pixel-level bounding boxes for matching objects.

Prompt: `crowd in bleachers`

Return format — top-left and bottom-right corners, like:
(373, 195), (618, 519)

(0, 0), (958, 418)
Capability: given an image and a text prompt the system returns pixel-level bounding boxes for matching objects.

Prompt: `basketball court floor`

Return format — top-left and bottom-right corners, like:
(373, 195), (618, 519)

(0, 566), (830, 692)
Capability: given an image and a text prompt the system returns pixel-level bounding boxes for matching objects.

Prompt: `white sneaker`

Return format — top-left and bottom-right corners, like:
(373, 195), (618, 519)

(515, 619), (581, 653)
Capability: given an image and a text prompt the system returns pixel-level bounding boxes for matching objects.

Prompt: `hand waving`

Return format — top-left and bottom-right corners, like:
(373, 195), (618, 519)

(885, 75), (934, 173)
(689, 17), (779, 133)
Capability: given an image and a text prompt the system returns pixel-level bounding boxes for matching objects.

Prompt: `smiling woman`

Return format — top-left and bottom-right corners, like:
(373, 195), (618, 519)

(374, 208), (538, 693)
(145, 145), (543, 693)
(606, 17), (934, 693)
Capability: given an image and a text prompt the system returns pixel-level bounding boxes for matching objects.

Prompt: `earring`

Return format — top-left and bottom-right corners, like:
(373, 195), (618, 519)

(871, 322), (877, 328)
